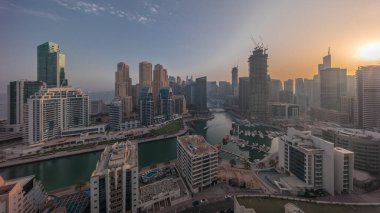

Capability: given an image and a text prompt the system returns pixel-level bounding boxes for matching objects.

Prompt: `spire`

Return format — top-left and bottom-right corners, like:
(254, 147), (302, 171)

(328, 47), (330, 55)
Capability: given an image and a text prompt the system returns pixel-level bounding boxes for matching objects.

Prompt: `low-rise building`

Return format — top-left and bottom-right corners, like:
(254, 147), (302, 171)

(270, 103), (299, 120)
(139, 178), (183, 212)
(278, 128), (354, 195)
(310, 107), (349, 125)
(321, 128), (380, 176)
(176, 135), (218, 193)
(90, 141), (139, 213)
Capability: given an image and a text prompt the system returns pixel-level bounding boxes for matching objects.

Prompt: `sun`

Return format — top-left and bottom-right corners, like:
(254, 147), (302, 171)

(358, 42), (380, 61)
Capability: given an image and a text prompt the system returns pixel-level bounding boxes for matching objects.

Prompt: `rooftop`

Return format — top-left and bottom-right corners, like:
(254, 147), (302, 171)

(92, 141), (136, 176)
(0, 183), (17, 195)
(139, 178), (179, 203)
(236, 196), (380, 213)
(177, 135), (217, 156)
(284, 128), (331, 152)
(332, 128), (380, 141)
(334, 147), (354, 154)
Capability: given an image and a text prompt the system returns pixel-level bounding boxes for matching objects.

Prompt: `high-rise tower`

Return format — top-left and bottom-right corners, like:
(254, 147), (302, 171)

(356, 65), (380, 129)
(152, 64), (169, 102)
(37, 41), (67, 87)
(115, 62), (132, 120)
(231, 66), (238, 96)
(139, 61), (153, 87)
(248, 45), (269, 121)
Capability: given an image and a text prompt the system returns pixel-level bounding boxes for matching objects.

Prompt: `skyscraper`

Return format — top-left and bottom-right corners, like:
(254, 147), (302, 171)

(90, 141), (139, 213)
(115, 62), (133, 120)
(284, 79), (294, 93)
(239, 77), (250, 115)
(346, 75), (356, 98)
(157, 87), (173, 120)
(318, 48), (331, 71)
(7, 80), (46, 126)
(320, 68), (347, 111)
(311, 74), (320, 108)
(356, 65), (380, 129)
(218, 81), (232, 100)
(37, 41), (67, 87)
(269, 79), (282, 103)
(139, 61), (153, 87)
(109, 97), (123, 131)
(195, 76), (207, 112)
(295, 78), (306, 111)
(172, 94), (187, 115)
(249, 46), (269, 121)
(27, 87), (90, 144)
(152, 64), (169, 101)
(231, 66), (238, 96)
(304, 78), (313, 108)
(280, 79), (294, 104)
(139, 87), (154, 126)
(115, 62), (132, 97)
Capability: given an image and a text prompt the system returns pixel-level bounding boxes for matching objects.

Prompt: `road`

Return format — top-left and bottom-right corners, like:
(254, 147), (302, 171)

(159, 183), (263, 213)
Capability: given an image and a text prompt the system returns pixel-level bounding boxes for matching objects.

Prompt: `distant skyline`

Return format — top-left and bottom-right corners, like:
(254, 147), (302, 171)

(1, 0), (380, 93)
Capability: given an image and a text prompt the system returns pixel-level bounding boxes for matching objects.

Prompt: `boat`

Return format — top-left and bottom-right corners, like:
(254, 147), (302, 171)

(222, 135), (229, 145)
(259, 131), (264, 139)
(203, 126), (208, 130)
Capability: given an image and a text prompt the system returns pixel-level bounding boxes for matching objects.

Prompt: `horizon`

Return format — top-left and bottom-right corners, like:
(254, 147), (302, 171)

(1, 0), (380, 93)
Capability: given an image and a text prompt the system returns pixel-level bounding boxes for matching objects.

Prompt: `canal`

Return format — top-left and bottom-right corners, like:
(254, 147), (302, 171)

(0, 110), (275, 191)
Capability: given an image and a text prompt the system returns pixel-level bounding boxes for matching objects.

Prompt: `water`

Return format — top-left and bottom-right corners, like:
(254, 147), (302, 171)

(0, 152), (101, 191)
(88, 91), (114, 104)
(0, 110), (275, 191)
(138, 138), (177, 168)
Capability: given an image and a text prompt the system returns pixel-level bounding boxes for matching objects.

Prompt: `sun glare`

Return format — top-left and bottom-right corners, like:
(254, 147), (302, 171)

(358, 42), (380, 61)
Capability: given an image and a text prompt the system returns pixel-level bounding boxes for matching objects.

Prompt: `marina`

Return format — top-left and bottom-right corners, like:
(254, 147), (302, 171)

(0, 110), (283, 191)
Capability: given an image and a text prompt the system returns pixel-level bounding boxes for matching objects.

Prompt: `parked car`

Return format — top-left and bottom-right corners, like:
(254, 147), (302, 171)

(224, 195), (232, 199)
(192, 200), (200, 207)
(200, 198), (208, 204)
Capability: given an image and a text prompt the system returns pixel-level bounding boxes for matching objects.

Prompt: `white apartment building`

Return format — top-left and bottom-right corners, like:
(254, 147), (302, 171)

(27, 87), (90, 144)
(334, 147), (354, 194)
(279, 128), (354, 195)
(90, 141), (139, 213)
(176, 135), (218, 193)
(0, 175), (47, 213)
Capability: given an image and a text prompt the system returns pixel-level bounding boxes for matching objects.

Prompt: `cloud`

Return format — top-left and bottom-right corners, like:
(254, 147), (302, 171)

(144, 1), (159, 14)
(138, 16), (148, 24)
(21, 9), (63, 21)
(55, 0), (152, 24)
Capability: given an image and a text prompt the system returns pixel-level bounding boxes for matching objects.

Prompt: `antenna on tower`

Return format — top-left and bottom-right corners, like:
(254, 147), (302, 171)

(328, 47), (330, 55)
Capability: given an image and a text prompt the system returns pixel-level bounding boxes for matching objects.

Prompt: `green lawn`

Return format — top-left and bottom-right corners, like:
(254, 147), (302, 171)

(152, 119), (183, 136)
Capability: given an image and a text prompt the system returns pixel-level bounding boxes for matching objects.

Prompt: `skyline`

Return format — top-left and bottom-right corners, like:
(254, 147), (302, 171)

(1, 0), (380, 93)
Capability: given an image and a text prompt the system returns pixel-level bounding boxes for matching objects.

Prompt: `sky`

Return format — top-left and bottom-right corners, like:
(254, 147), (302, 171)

(1, 0), (380, 93)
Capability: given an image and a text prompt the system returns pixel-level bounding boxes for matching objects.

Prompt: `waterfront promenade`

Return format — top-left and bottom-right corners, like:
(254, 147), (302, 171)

(0, 125), (188, 168)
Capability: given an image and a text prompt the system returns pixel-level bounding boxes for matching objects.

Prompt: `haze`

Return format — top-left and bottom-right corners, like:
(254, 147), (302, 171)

(1, 0), (380, 92)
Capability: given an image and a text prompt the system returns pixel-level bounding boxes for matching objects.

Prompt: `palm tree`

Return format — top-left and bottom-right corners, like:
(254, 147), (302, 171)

(257, 162), (265, 169)
(269, 159), (276, 168)
(244, 161), (251, 170)
(229, 159), (237, 167)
